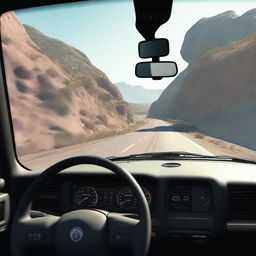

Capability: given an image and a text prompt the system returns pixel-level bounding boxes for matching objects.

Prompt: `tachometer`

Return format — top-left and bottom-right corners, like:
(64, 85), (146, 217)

(117, 187), (137, 209)
(117, 186), (152, 209)
(142, 187), (152, 206)
(74, 186), (98, 207)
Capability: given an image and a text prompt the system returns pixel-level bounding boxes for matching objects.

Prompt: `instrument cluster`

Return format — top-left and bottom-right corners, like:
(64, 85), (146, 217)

(72, 183), (153, 212)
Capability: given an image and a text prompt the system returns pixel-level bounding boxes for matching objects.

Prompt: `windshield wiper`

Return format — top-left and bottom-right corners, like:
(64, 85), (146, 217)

(107, 151), (202, 160)
(107, 151), (208, 161)
(107, 151), (256, 164)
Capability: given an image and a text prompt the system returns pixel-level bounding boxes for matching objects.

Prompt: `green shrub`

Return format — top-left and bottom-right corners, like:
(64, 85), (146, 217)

(2, 35), (12, 45)
(37, 92), (51, 101)
(209, 139), (220, 146)
(13, 66), (31, 79)
(54, 132), (86, 148)
(194, 133), (205, 139)
(63, 79), (70, 86)
(43, 93), (70, 116)
(37, 75), (52, 88)
(94, 120), (102, 125)
(96, 115), (108, 125)
(81, 119), (95, 130)
(79, 75), (98, 94)
(49, 126), (63, 131)
(99, 93), (113, 102)
(116, 104), (126, 115)
(29, 54), (40, 61)
(59, 87), (72, 101)
(79, 110), (87, 116)
(16, 80), (28, 93)
(46, 68), (58, 78)
(37, 86), (72, 102)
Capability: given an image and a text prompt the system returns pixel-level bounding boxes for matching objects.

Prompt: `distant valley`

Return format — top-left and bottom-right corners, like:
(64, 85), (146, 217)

(116, 82), (163, 104)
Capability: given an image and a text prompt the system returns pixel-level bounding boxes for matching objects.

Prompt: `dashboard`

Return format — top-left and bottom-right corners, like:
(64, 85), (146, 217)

(13, 159), (256, 245)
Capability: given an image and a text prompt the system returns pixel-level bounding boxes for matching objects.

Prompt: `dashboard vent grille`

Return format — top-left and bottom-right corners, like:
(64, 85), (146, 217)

(16, 179), (61, 215)
(228, 184), (256, 220)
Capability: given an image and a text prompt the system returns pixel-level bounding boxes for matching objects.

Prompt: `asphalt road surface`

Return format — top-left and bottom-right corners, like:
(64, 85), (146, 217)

(23, 118), (213, 169)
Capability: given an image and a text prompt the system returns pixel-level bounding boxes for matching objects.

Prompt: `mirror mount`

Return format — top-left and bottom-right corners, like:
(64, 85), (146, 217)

(133, 0), (178, 80)
(133, 0), (173, 41)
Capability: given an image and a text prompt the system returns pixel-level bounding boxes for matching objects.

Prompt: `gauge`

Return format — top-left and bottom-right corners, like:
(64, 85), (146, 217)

(200, 194), (210, 207)
(117, 186), (152, 209)
(74, 186), (98, 207)
(142, 187), (152, 206)
(117, 187), (137, 209)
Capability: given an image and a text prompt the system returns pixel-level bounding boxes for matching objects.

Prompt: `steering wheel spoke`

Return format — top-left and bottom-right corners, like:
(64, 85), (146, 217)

(107, 212), (144, 254)
(12, 215), (59, 256)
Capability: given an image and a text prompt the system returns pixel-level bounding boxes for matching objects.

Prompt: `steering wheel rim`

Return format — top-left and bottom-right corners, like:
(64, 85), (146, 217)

(11, 156), (151, 256)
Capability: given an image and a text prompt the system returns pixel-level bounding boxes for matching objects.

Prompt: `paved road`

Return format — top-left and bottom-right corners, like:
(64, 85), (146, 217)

(24, 118), (213, 169)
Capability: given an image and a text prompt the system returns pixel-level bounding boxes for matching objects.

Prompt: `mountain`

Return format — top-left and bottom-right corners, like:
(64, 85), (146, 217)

(1, 12), (137, 156)
(149, 9), (256, 150)
(24, 25), (120, 99)
(116, 82), (163, 104)
(181, 9), (256, 64)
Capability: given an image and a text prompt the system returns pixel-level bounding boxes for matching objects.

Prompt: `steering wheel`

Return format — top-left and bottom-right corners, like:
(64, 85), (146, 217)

(11, 156), (151, 256)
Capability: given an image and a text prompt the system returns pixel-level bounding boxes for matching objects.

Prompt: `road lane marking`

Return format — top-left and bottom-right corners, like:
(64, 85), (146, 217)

(122, 144), (136, 153)
(145, 133), (159, 153)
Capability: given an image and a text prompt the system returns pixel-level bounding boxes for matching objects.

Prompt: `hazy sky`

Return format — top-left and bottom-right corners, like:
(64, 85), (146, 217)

(16, 0), (256, 89)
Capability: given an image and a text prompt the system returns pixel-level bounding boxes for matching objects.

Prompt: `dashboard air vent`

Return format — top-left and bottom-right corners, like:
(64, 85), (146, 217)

(16, 179), (61, 215)
(228, 184), (256, 220)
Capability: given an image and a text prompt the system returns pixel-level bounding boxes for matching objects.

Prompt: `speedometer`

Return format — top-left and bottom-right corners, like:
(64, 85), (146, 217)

(74, 186), (98, 207)
(117, 186), (152, 209)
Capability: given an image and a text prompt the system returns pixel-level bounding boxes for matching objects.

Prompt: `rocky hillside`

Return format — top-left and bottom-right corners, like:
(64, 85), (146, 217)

(116, 82), (163, 104)
(181, 9), (256, 64)
(149, 9), (256, 150)
(1, 12), (137, 156)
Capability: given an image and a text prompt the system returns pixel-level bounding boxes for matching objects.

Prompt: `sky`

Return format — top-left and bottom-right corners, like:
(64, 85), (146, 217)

(15, 0), (256, 89)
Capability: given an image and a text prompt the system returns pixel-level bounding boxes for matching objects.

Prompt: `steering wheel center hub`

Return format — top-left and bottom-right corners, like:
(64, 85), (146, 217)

(70, 226), (84, 242)
(56, 209), (107, 256)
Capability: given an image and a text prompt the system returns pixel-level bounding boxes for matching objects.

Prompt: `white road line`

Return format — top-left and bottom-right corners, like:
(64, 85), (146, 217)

(177, 133), (214, 156)
(122, 144), (136, 153)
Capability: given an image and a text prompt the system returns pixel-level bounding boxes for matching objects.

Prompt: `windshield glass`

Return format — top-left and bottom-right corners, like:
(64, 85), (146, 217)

(1, 0), (256, 169)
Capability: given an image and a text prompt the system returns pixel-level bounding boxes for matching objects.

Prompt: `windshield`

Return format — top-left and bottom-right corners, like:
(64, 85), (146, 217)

(1, 0), (256, 169)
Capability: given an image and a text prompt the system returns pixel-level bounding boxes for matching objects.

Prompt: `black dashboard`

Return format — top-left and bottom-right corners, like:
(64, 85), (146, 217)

(30, 179), (213, 217)
(12, 159), (256, 247)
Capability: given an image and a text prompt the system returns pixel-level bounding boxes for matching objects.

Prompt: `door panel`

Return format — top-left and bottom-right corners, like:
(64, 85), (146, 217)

(0, 178), (10, 256)
(0, 179), (10, 231)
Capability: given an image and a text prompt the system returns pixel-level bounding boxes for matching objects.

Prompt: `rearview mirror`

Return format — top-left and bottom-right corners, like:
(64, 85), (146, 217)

(135, 62), (178, 78)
